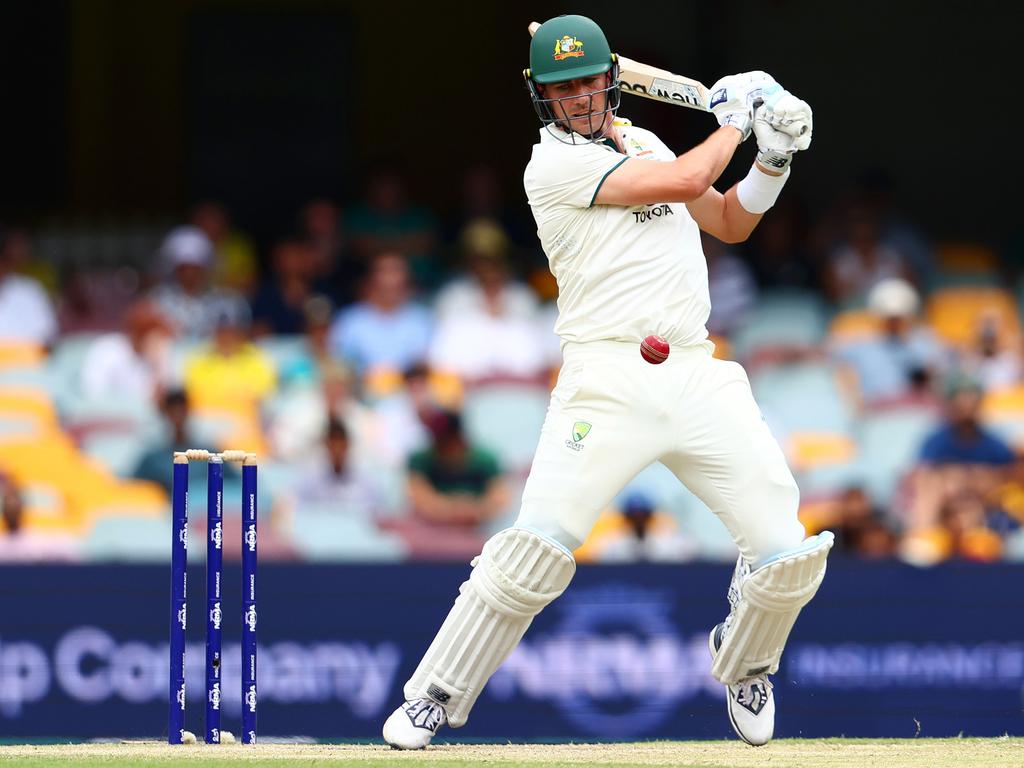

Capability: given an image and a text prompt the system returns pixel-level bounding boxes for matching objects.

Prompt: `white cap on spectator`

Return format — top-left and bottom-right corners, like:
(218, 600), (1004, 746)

(867, 278), (919, 318)
(161, 226), (214, 268)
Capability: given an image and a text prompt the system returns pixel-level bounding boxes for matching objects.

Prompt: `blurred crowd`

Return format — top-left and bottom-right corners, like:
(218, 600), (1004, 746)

(1, 164), (1024, 566)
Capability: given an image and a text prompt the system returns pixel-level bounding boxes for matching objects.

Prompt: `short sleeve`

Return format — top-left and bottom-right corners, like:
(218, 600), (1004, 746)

(471, 448), (501, 481)
(984, 433), (1016, 465)
(524, 140), (627, 211)
(918, 431), (943, 463)
(408, 450), (431, 475)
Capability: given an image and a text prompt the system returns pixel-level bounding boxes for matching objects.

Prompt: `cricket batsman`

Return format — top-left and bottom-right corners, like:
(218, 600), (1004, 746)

(384, 14), (833, 748)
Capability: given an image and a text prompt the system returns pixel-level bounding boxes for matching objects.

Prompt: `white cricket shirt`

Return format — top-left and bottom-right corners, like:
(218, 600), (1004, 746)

(524, 119), (711, 348)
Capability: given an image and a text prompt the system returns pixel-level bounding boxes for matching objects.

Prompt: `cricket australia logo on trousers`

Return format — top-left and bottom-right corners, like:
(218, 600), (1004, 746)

(566, 421), (592, 451)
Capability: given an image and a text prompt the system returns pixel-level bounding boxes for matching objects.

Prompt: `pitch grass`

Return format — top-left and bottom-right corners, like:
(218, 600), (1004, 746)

(0, 739), (1022, 768)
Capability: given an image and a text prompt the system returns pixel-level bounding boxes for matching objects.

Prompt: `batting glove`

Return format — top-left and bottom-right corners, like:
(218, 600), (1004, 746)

(707, 71), (777, 141)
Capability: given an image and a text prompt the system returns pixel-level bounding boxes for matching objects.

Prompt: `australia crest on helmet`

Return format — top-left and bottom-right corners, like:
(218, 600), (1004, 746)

(553, 36), (585, 61)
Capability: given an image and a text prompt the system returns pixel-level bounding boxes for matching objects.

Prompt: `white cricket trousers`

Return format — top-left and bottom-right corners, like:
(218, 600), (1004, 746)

(515, 340), (805, 564)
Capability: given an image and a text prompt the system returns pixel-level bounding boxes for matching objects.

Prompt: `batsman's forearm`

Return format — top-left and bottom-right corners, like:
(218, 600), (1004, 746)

(672, 126), (743, 195)
(720, 186), (764, 242)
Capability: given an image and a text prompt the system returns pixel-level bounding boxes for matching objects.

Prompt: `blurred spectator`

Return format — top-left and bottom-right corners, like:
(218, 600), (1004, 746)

(827, 486), (899, 559)
(130, 390), (256, 544)
(347, 166), (440, 289)
(833, 278), (946, 407)
(275, 295), (336, 387)
(0, 228), (57, 345)
(854, 169), (933, 286)
(301, 199), (345, 277)
(327, 252), (432, 375)
(902, 489), (1006, 565)
(269, 360), (380, 467)
(299, 198), (364, 307)
(824, 201), (916, 307)
(937, 490), (1004, 561)
(292, 417), (383, 513)
(149, 226), (251, 339)
(57, 264), (137, 333)
(3, 228), (58, 295)
(190, 201), (258, 297)
(906, 374), (1017, 537)
(183, 304), (276, 405)
(131, 389), (197, 494)
(406, 409), (508, 527)
(372, 361), (438, 468)
(0, 472), (78, 562)
(959, 311), (1023, 393)
(744, 200), (818, 290)
(703, 231), (757, 337)
(578, 492), (698, 563)
(251, 239), (322, 336)
(444, 163), (533, 253)
(80, 299), (174, 401)
(428, 219), (547, 382)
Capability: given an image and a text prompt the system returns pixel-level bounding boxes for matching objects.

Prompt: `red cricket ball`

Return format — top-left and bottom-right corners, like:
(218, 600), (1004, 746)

(640, 334), (670, 364)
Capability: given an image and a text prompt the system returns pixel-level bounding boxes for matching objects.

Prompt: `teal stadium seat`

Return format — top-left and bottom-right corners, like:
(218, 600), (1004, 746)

(462, 384), (550, 472)
(855, 407), (937, 505)
(751, 361), (853, 435)
(730, 290), (828, 361)
(82, 515), (171, 562)
(289, 507), (408, 561)
(80, 431), (152, 477)
(255, 336), (313, 383)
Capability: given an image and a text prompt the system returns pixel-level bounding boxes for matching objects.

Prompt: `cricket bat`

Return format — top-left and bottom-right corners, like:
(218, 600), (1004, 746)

(528, 21), (709, 112)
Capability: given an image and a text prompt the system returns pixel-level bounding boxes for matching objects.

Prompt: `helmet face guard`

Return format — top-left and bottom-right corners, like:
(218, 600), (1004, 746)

(526, 62), (621, 144)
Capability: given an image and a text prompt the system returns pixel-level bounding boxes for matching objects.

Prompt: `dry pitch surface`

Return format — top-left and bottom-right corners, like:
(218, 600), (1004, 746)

(1, 739), (1022, 768)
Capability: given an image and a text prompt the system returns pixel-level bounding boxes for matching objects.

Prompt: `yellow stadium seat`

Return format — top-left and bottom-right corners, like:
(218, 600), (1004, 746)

(428, 370), (464, 409)
(936, 243), (998, 274)
(787, 432), (857, 472)
(0, 343), (45, 369)
(925, 287), (1020, 347)
(708, 334), (732, 360)
(0, 432), (170, 535)
(363, 366), (404, 399)
(0, 388), (59, 431)
(828, 310), (882, 344)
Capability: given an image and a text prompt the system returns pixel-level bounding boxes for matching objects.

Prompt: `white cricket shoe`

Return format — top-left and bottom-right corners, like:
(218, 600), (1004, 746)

(709, 623), (775, 746)
(382, 698), (447, 749)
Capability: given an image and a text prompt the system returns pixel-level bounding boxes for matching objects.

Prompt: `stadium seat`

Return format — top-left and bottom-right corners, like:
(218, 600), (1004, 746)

(462, 383), (549, 471)
(855, 406), (937, 505)
(827, 309), (882, 345)
(935, 242), (998, 275)
(981, 386), (1024, 449)
(0, 387), (59, 432)
(255, 335), (310, 380)
(925, 286), (1019, 348)
(730, 290), (828, 361)
(288, 508), (408, 561)
(82, 515), (171, 561)
(0, 342), (45, 369)
(59, 393), (160, 436)
(751, 361), (853, 435)
(80, 431), (152, 478)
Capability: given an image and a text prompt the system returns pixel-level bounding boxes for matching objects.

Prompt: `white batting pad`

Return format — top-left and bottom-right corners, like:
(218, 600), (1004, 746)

(711, 531), (834, 685)
(404, 527), (576, 727)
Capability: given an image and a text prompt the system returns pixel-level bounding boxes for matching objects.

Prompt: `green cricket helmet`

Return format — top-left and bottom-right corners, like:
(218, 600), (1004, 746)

(524, 15), (621, 142)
